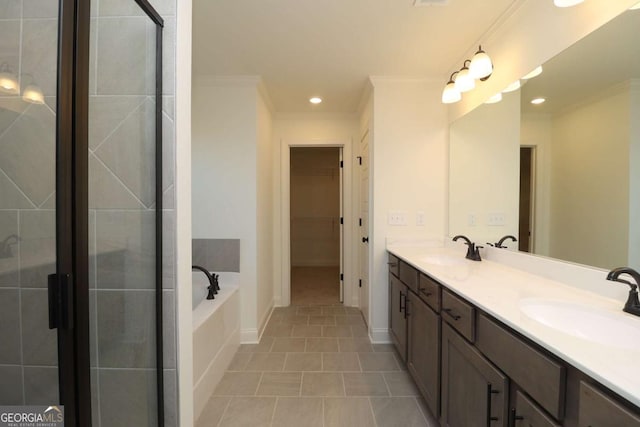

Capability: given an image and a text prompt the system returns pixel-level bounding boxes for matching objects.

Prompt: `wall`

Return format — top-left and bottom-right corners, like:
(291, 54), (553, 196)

(256, 91), (274, 336)
(368, 78), (448, 341)
(272, 113), (359, 306)
(191, 77), (273, 342)
(449, 90), (520, 243)
(549, 87), (630, 269)
(290, 148), (340, 266)
(630, 82), (640, 269)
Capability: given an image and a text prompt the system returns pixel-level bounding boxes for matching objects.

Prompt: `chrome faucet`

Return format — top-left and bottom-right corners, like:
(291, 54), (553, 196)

(606, 267), (640, 317)
(452, 235), (483, 261)
(192, 265), (219, 300)
(488, 235), (517, 249)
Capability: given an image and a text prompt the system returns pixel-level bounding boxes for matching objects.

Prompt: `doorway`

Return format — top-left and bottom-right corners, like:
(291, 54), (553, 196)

(289, 147), (343, 305)
(519, 146), (536, 252)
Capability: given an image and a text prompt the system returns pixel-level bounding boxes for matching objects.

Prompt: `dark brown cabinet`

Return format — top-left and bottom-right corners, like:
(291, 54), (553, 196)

(513, 391), (560, 427)
(407, 294), (440, 417)
(389, 273), (407, 362)
(441, 322), (509, 427)
(578, 382), (640, 427)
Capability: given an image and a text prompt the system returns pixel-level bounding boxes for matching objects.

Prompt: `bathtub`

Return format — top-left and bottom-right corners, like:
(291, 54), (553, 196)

(192, 271), (240, 421)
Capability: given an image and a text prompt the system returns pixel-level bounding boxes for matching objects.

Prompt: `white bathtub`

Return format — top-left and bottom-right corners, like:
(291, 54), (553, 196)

(192, 271), (240, 421)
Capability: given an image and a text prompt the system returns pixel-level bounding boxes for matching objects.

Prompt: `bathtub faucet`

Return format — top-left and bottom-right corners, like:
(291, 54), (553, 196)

(192, 265), (218, 300)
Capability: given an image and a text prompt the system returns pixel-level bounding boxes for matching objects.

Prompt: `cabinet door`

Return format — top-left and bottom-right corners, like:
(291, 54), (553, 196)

(441, 323), (509, 427)
(389, 274), (407, 362)
(407, 294), (440, 417)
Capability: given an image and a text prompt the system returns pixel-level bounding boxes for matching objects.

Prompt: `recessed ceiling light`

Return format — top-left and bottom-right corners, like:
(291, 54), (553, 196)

(522, 66), (543, 80)
(309, 97), (322, 104)
(531, 97), (546, 105)
(553, 0), (584, 7)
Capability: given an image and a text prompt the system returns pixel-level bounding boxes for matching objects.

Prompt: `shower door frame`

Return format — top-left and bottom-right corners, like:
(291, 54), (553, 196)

(54, 0), (164, 425)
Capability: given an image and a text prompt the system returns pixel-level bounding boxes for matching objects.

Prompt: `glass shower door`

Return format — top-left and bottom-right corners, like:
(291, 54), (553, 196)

(88, 1), (164, 425)
(0, 0), (61, 410)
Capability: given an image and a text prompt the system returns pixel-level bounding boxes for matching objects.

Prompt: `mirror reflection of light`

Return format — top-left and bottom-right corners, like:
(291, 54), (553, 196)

(484, 93), (502, 104)
(502, 80), (521, 93)
(522, 66), (543, 80)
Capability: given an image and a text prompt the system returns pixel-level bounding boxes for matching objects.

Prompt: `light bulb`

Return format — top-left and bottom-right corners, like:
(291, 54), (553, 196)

(454, 63), (475, 93)
(531, 97), (546, 105)
(22, 84), (45, 104)
(485, 93), (502, 104)
(553, 0), (584, 7)
(0, 72), (19, 95)
(442, 81), (461, 104)
(469, 46), (493, 80)
(502, 80), (521, 93)
(309, 97), (322, 104)
(522, 66), (543, 80)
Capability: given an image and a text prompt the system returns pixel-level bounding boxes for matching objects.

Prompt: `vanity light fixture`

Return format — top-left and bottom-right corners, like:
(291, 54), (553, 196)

(309, 97), (322, 104)
(0, 63), (19, 95)
(442, 72), (461, 104)
(553, 0), (584, 7)
(502, 80), (521, 93)
(522, 65), (543, 80)
(485, 93), (502, 104)
(531, 97), (546, 105)
(469, 45), (493, 80)
(454, 60), (475, 93)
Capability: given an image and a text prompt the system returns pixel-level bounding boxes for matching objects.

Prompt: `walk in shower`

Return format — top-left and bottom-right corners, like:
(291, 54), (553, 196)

(0, 0), (177, 425)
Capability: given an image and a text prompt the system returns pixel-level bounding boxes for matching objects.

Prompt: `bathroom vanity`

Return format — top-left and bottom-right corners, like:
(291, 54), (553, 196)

(387, 244), (640, 427)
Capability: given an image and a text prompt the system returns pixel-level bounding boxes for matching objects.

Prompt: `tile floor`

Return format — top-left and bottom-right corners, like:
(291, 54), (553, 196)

(197, 305), (439, 427)
(291, 266), (341, 306)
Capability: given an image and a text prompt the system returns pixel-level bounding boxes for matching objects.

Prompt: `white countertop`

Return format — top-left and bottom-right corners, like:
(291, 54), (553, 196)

(387, 242), (640, 408)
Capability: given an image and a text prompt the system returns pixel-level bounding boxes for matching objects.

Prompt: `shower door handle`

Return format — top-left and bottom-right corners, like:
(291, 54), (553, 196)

(48, 273), (74, 330)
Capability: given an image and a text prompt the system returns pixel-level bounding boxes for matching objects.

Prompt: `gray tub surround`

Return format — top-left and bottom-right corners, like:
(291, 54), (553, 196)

(386, 240), (640, 409)
(192, 239), (240, 273)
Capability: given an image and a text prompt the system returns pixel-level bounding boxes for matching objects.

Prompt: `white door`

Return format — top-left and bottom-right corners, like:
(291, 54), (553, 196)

(339, 148), (344, 303)
(359, 131), (370, 325)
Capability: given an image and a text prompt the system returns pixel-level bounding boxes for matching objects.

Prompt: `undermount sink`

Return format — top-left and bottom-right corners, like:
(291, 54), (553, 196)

(421, 254), (464, 267)
(518, 298), (640, 350)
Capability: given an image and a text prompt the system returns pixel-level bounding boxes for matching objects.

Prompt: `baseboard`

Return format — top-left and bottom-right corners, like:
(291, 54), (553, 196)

(370, 328), (391, 344)
(258, 299), (274, 337)
(241, 328), (259, 344)
(274, 295), (282, 307)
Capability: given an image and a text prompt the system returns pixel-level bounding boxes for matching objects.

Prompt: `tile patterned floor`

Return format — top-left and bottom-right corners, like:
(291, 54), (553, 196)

(197, 305), (439, 427)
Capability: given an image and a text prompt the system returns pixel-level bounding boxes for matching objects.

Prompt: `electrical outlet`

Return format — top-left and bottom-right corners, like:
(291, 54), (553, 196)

(416, 211), (425, 226)
(487, 212), (505, 226)
(468, 213), (477, 227)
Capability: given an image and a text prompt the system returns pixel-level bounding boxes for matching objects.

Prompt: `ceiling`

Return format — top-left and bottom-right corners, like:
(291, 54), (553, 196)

(192, 0), (517, 114)
(521, 8), (640, 114)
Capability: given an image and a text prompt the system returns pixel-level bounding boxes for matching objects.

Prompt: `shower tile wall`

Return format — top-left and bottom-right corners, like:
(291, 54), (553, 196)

(0, 0), (178, 426)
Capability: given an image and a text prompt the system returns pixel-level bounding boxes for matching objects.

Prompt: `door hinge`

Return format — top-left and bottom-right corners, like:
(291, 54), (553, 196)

(359, 218), (362, 226)
(339, 160), (343, 168)
(359, 279), (362, 288)
(340, 273), (344, 281)
(356, 156), (362, 165)
(340, 217), (343, 225)
(48, 273), (73, 330)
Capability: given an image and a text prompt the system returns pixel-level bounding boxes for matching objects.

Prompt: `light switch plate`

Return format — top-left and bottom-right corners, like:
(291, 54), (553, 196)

(487, 212), (505, 226)
(389, 211), (408, 226)
(416, 211), (425, 226)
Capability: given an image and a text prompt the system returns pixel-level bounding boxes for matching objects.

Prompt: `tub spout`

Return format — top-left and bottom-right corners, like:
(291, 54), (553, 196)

(192, 265), (217, 300)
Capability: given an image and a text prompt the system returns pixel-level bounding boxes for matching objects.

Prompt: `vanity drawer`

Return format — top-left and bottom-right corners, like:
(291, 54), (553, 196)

(388, 253), (399, 277)
(441, 290), (475, 342)
(399, 260), (419, 293)
(578, 382), (640, 427)
(477, 314), (566, 420)
(418, 273), (441, 312)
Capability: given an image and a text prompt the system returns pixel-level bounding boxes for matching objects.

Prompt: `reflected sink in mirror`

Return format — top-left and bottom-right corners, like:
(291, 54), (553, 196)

(518, 298), (640, 350)
(421, 254), (465, 267)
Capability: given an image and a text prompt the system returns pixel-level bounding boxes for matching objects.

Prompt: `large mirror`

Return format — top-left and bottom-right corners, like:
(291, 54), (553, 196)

(449, 7), (640, 271)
